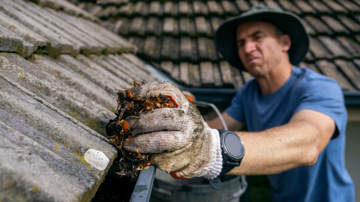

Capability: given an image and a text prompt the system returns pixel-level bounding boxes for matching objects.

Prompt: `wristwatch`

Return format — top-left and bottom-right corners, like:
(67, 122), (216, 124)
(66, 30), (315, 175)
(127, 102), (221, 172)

(219, 130), (245, 176)
(209, 130), (245, 189)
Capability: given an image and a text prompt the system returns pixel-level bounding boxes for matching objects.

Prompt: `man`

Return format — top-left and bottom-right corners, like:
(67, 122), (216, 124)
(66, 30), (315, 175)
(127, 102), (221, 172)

(124, 6), (354, 202)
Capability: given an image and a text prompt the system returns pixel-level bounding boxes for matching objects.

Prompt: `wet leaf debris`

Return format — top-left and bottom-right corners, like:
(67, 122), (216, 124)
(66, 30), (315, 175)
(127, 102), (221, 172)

(106, 82), (178, 178)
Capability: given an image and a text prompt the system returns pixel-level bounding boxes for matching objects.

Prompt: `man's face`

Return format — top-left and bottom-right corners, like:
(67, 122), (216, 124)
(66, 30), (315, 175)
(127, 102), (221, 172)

(236, 21), (290, 77)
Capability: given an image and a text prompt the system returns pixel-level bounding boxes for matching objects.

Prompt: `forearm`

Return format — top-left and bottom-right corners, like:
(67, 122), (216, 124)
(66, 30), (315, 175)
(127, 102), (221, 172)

(229, 121), (320, 175)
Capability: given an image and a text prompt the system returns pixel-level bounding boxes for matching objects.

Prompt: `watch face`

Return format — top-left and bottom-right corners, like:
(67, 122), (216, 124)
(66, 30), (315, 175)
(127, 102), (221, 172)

(223, 132), (244, 161)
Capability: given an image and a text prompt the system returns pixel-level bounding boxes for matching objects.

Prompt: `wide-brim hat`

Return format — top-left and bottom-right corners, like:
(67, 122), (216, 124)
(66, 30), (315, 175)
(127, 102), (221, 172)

(215, 5), (309, 71)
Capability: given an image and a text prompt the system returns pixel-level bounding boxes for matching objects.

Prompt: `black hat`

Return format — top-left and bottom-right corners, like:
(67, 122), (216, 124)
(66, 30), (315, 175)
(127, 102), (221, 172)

(215, 5), (309, 71)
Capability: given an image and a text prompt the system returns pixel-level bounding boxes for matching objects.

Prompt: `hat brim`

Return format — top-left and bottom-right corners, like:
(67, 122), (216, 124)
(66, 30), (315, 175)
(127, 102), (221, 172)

(215, 10), (309, 71)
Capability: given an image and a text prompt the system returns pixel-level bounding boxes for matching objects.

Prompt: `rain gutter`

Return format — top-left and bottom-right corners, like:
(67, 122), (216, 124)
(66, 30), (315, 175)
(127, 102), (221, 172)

(146, 64), (360, 108)
(184, 88), (360, 108)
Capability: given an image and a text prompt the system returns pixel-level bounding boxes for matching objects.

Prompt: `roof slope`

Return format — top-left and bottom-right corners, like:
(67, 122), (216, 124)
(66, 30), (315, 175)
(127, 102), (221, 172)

(79, 0), (360, 91)
(0, 0), (159, 201)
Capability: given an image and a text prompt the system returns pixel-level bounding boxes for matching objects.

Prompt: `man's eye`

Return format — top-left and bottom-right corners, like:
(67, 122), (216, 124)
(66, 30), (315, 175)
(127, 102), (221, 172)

(254, 35), (263, 40)
(237, 41), (244, 48)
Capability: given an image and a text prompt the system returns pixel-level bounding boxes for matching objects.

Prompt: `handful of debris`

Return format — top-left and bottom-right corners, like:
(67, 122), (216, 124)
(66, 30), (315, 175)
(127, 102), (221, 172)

(105, 82), (178, 178)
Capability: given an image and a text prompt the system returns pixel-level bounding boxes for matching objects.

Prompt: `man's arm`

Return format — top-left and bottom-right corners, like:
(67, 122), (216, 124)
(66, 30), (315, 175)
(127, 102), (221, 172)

(208, 112), (245, 131)
(228, 109), (335, 175)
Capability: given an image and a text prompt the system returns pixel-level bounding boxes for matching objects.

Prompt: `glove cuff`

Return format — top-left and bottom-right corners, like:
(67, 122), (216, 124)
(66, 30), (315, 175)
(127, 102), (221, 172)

(200, 128), (223, 179)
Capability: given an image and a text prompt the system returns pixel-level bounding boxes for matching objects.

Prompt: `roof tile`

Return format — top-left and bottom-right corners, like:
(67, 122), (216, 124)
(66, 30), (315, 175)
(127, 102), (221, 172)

(309, 37), (329, 58)
(207, 1), (224, 16)
(319, 36), (350, 57)
(321, 16), (349, 34)
(193, 1), (209, 16)
(338, 16), (360, 33)
(326, 0), (346, 12)
(189, 63), (201, 87)
(235, 0), (250, 11)
(263, 0), (282, 9)
(0, 75), (116, 201)
(195, 16), (211, 36)
(307, 0), (331, 13)
(335, 59), (360, 89)
(219, 61), (234, 87)
(213, 63), (223, 87)
(163, 1), (177, 16)
(294, 1), (315, 13)
(200, 61), (215, 86)
(161, 37), (178, 61)
(146, 17), (162, 36)
(144, 36), (161, 60)
(179, 18), (196, 36)
(179, 1), (192, 16)
(133, 2), (147, 16)
(149, 1), (162, 16)
(180, 62), (191, 85)
(277, 1), (301, 15)
(180, 37), (197, 61)
(163, 17), (178, 35)
(304, 16), (332, 35)
(129, 17), (146, 35)
(342, 0), (360, 12)
(315, 60), (354, 90)
(222, 1), (239, 15)
(86, 0), (360, 92)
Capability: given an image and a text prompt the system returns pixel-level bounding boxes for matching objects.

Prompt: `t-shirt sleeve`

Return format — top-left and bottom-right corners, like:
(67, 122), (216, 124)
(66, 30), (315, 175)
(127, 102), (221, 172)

(225, 88), (246, 123)
(295, 77), (346, 139)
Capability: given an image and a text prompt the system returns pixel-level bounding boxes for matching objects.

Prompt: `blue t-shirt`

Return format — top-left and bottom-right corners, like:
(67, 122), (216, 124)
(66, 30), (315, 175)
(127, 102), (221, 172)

(225, 66), (354, 202)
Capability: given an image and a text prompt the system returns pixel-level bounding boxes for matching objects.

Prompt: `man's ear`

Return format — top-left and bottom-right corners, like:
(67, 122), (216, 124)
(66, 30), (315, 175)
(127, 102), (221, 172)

(280, 34), (291, 52)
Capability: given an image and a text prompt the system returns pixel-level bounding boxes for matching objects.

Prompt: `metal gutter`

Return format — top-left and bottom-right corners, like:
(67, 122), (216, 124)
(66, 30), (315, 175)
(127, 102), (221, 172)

(181, 87), (237, 109)
(344, 91), (360, 107)
(130, 165), (156, 202)
(183, 88), (360, 108)
(146, 64), (360, 108)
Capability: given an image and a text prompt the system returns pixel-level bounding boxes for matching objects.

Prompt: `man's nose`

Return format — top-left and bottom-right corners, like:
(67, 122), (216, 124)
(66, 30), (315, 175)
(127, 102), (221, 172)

(244, 41), (256, 53)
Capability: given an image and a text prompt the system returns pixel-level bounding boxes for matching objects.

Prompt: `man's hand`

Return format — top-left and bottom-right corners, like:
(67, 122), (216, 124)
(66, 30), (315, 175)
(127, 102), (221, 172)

(123, 82), (222, 179)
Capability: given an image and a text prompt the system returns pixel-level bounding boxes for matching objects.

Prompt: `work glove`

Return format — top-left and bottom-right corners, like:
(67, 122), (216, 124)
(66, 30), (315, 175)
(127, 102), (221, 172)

(123, 81), (223, 179)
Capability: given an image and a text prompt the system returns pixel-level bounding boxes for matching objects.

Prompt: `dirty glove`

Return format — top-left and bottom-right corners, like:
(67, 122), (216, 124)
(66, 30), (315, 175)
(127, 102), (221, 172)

(124, 82), (223, 179)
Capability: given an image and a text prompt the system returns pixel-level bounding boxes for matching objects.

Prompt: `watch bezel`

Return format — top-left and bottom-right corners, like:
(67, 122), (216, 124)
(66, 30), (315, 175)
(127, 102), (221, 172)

(220, 131), (245, 162)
